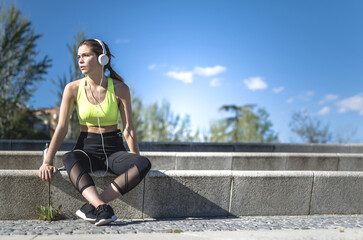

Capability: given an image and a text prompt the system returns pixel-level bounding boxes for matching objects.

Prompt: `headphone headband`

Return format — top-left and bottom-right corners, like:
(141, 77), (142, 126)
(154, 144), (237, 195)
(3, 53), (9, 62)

(94, 39), (106, 54)
(94, 39), (109, 66)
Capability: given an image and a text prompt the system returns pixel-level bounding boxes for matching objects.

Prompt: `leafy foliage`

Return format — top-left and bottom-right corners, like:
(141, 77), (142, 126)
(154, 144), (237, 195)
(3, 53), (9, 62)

(125, 97), (199, 142)
(209, 104), (278, 143)
(0, 5), (51, 138)
(37, 205), (62, 221)
(5, 107), (49, 139)
(289, 110), (332, 143)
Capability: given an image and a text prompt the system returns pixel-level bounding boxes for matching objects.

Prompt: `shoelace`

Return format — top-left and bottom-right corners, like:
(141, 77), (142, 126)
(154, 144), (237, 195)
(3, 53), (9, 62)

(96, 204), (109, 216)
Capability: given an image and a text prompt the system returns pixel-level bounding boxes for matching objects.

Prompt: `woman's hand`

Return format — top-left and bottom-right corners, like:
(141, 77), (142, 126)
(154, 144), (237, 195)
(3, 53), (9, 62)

(39, 164), (57, 182)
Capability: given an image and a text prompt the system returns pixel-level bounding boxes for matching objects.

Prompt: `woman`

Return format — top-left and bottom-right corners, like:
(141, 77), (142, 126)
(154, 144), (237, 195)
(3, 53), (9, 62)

(38, 39), (151, 226)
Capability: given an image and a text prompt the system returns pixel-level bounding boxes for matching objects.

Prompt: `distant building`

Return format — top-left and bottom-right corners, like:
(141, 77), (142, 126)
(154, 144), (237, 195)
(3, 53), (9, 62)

(32, 107), (73, 138)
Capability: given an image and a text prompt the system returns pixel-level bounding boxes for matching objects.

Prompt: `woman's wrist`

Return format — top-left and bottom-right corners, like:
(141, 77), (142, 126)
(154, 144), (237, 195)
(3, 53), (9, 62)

(42, 160), (53, 166)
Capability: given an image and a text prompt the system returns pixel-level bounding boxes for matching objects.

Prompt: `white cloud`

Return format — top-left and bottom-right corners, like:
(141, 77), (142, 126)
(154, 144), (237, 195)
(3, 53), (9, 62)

(115, 38), (129, 44)
(297, 91), (315, 102)
(273, 86), (284, 93)
(243, 77), (267, 91)
(165, 65), (226, 84)
(166, 71), (194, 83)
(210, 78), (223, 87)
(287, 98), (294, 103)
(148, 64), (168, 70)
(337, 93), (363, 115)
(318, 106), (330, 115)
(306, 91), (314, 96)
(194, 65), (226, 77)
(318, 94), (339, 105)
(148, 64), (157, 70)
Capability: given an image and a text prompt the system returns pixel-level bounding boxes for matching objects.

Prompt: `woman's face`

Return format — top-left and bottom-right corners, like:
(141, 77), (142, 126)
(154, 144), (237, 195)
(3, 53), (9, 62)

(77, 45), (100, 75)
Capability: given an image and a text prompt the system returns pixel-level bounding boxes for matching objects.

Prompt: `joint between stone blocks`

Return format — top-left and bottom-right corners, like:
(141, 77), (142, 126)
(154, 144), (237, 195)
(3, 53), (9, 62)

(308, 172), (315, 215)
(228, 175), (234, 215)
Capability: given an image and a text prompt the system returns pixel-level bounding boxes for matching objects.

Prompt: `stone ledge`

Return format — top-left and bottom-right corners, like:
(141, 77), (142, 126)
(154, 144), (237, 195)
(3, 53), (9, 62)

(2, 140), (363, 153)
(1, 151), (363, 171)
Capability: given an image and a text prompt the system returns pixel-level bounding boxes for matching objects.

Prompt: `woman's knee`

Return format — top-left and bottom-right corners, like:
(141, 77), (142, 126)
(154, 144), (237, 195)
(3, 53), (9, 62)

(62, 151), (79, 171)
(136, 155), (151, 176)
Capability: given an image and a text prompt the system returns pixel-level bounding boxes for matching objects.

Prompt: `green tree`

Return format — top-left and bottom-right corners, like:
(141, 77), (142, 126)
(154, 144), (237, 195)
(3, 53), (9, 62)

(51, 32), (85, 139)
(126, 97), (198, 142)
(6, 108), (49, 139)
(209, 104), (278, 143)
(335, 126), (359, 144)
(289, 110), (331, 143)
(0, 5), (51, 138)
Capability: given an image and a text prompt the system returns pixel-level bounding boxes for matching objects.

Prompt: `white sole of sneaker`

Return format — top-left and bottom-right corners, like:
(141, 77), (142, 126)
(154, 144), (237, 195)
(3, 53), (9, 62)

(76, 210), (96, 223)
(94, 215), (117, 226)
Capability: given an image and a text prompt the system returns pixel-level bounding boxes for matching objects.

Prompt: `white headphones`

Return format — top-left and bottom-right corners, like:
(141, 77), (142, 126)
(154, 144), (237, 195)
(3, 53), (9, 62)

(94, 39), (109, 66)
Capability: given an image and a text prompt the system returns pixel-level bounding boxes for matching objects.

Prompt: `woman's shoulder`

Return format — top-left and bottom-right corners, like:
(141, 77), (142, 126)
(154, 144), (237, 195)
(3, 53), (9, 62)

(64, 79), (82, 95)
(112, 78), (130, 94)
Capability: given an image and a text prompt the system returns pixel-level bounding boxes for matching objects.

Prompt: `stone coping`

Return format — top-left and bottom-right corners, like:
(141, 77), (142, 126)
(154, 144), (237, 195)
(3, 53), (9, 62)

(2, 140), (363, 153)
(1, 151), (363, 171)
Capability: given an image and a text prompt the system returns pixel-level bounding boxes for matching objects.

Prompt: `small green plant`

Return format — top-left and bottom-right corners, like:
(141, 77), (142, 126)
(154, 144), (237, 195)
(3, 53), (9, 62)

(171, 229), (183, 233)
(37, 205), (62, 221)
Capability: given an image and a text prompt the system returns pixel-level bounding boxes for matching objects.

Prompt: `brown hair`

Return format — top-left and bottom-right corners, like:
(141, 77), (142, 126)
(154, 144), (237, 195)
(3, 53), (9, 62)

(78, 39), (124, 82)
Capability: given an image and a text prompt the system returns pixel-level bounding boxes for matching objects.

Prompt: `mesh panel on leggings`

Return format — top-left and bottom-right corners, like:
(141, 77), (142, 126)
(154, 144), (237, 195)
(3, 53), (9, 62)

(111, 165), (140, 195)
(69, 162), (95, 193)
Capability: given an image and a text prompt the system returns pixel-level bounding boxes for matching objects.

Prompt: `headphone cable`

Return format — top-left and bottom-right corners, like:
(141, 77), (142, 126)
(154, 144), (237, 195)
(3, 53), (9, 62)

(87, 69), (109, 177)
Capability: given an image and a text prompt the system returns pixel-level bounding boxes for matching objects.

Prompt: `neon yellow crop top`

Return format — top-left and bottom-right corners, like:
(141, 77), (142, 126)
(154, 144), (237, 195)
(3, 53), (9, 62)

(76, 77), (119, 126)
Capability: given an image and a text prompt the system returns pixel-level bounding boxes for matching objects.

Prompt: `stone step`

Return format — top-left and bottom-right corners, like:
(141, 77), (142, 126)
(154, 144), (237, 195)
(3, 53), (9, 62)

(1, 140), (363, 153)
(0, 170), (362, 220)
(1, 151), (363, 171)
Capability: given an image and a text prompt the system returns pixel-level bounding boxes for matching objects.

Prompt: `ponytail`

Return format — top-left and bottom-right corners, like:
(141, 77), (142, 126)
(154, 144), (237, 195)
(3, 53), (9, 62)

(108, 66), (124, 83)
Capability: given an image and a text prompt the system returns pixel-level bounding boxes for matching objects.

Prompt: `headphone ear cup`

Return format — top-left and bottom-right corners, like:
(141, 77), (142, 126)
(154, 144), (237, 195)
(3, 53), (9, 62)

(98, 54), (109, 65)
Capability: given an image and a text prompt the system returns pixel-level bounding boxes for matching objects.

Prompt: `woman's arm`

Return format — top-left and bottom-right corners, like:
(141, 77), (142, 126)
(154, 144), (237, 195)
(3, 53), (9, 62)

(39, 82), (76, 181)
(116, 82), (140, 155)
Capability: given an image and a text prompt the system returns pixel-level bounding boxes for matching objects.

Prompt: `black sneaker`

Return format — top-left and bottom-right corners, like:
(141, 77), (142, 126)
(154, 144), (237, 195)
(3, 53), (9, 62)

(94, 204), (117, 226)
(76, 203), (96, 223)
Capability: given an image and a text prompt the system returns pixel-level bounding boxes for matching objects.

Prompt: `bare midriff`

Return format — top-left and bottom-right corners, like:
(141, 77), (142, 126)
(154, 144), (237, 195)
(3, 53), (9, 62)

(80, 124), (118, 134)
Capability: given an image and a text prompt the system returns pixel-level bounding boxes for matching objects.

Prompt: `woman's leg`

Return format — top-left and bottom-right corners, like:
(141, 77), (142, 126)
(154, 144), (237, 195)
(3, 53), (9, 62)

(62, 151), (105, 207)
(99, 152), (151, 203)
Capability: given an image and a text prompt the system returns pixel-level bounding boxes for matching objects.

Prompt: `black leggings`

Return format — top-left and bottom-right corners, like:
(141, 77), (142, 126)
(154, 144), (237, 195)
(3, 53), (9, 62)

(62, 130), (151, 195)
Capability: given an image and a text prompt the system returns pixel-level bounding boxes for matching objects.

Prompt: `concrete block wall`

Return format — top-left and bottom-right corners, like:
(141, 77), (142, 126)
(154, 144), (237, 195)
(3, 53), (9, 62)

(230, 171), (313, 216)
(143, 170), (232, 218)
(311, 171), (363, 214)
(2, 151), (363, 171)
(0, 170), (49, 220)
(1, 170), (363, 220)
(3, 140), (363, 153)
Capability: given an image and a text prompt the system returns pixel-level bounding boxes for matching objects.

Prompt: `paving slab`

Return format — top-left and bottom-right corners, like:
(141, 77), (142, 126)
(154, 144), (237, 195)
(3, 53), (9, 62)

(338, 154), (363, 171)
(311, 171), (363, 214)
(286, 153), (339, 171)
(230, 171), (314, 216)
(0, 215), (362, 239)
(0, 170), (49, 220)
(143, 170), (232, 218)
(176, 152), (233, 170)
(232, 153), (286, 170)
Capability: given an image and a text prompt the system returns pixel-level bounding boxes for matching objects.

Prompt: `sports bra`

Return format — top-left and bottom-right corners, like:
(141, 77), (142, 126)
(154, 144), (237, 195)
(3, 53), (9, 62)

(76, 77), (119, 126)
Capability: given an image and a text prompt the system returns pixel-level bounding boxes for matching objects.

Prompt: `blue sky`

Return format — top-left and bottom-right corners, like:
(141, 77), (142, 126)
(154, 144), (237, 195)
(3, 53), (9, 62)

(3, 0), (363, 143)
